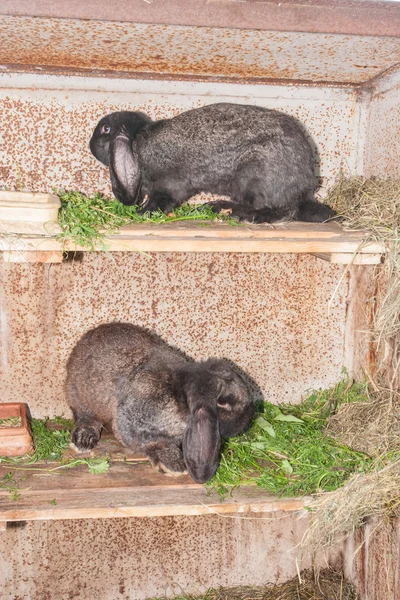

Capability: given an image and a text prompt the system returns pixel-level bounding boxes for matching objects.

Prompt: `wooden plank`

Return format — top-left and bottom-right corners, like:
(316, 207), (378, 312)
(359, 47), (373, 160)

(0, 485), (309, 522)
(115, 222), (347, 239)
(2, 250), (63, 263)
(0, 225), (385, 255)
(311, 252), (383, 265)
(0, 462), (197, 493)
(0, 432), (310, 522)
(81, 238), (384, 254)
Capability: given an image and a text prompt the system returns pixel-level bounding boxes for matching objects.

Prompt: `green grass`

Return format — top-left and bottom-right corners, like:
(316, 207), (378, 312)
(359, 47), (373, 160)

(208, 380), (372, 497)
(56, 191), (239, 250)
(29, 418), (71, 461)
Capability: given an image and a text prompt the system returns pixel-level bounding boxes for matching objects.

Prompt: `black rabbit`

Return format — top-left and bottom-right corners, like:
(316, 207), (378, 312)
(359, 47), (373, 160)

(65, 323), (254, 483)
(89, 102), (335, 223)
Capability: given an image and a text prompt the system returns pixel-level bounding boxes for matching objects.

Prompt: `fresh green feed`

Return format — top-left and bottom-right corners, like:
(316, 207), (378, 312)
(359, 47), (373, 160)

(57, 191), (239, 250)
(29, 418), (71, 461)
(208, 380), (372, 497)
(0, 417), (109, 487)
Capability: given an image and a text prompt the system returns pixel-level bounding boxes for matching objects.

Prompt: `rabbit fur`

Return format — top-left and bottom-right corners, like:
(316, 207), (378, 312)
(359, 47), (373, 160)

(65, 322), (254, 483)
(89, 102), (335, 224)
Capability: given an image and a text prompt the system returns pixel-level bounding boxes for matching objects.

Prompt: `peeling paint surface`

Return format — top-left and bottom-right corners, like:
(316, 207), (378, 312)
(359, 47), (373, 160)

(364, 69), (400, 178)
(0, 513), (320, 600)
(1, 16), (400, 84)
(0, 252), (349, 418)
(0, 75), (360, 195)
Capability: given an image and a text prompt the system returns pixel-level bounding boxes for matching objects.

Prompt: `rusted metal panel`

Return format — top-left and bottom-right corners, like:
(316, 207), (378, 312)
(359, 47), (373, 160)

(0, 252), (350, 418)
(0, 75), (360, 195)
(1, 0), (400, 38)
(0, 76), (358, 418)
(0, 16), (400, 84)
(363, 69), (400, 178)
(0, 512), (334, 600)
(344, 518), (400, 600)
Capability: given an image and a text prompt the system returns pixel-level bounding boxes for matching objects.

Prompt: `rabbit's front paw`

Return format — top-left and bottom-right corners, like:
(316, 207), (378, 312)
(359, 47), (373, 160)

(71, 424), (100, 451)
(145, 442), (188, 476)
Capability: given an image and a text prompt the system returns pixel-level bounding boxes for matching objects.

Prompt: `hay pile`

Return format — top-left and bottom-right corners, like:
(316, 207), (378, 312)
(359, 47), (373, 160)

(302, 459), (400, 551)
(326, 177), (400, 232)
(303, 177), (400, 552)
(326, 386), (400, 457)
(152, 570), (357, 600)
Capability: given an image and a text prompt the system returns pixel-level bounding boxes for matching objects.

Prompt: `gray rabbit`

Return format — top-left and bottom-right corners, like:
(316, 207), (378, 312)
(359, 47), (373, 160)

(89, 102), (335, 223)
(65, 323), (254, 483)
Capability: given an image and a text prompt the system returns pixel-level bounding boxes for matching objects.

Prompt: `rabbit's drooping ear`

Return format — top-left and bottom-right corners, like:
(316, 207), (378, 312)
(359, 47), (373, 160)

(109, 133), (141, 206)
(183, 404), (221, 484)
(182, 372), (221, 483)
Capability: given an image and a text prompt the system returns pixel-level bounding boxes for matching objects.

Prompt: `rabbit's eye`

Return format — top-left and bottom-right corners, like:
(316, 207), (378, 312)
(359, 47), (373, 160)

(217, 400), (233, 411)
(101, 124), (111, 134)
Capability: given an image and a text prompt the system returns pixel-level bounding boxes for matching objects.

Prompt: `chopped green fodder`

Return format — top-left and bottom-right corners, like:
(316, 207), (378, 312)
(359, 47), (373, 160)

(0, 417), (109, 482)
(56, 191), (239, 250)
(29, 418), (71, 461)
(0, 472), (21, 501)
(208, 380), (372, 497)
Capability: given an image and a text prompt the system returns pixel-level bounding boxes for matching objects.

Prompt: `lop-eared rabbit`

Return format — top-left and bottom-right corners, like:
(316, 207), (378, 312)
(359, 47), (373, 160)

(66, 323), (254, 483)
(90, 102), (335, 224)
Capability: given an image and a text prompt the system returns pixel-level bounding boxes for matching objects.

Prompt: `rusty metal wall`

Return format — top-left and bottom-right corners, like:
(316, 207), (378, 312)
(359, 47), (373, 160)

(364, 68), (400, 178)
(0, 252), (350, 417)
(0, 74), (359, 417)
(0, 74), (361, 195)
(0, 512), (329, 600)
(344, 518), (400, 600)
(3, 0), (400, 39)
(1, 16), (400, 85)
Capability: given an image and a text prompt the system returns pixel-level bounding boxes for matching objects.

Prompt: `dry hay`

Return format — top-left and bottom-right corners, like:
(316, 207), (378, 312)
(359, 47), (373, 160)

(325, 178), (400, 453)
(156, 570), (357, 600)
(302, 177), (400, 553)
(302, 458), (400, 552)
(326, 176), (400, 232)
(326, 386), (400, 457)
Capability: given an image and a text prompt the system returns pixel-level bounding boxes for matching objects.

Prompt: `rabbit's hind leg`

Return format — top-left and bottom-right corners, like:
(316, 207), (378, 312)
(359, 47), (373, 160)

(71, 413), (103, 452)
(205, 199), (293, 223)
(144, 441), (188, 477)
(296, 199), (337, 223)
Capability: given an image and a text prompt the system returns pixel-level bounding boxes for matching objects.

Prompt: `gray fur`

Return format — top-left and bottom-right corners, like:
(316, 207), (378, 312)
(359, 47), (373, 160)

(89, 103), (335, 223)
(65, 323), (254, 483)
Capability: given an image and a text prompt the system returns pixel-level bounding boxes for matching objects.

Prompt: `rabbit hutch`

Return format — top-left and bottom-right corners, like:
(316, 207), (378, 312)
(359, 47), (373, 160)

(0, 1), (400, 599)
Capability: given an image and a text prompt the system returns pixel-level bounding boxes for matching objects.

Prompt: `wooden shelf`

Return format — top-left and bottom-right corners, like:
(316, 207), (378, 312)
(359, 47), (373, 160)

(0, 222), (385, 264)
(0, 433), (309, 526)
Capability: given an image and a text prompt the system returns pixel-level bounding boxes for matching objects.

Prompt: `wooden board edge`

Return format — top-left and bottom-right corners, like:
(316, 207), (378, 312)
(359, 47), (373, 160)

(0, 239), (386, 255)
(0, 498), (310, 522)
(310, 252), (383, 265)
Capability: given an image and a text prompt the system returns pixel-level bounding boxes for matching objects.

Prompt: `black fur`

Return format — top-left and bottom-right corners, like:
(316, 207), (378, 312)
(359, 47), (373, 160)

(89, 103), (335, 223)
(65, 323), (254, 483)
